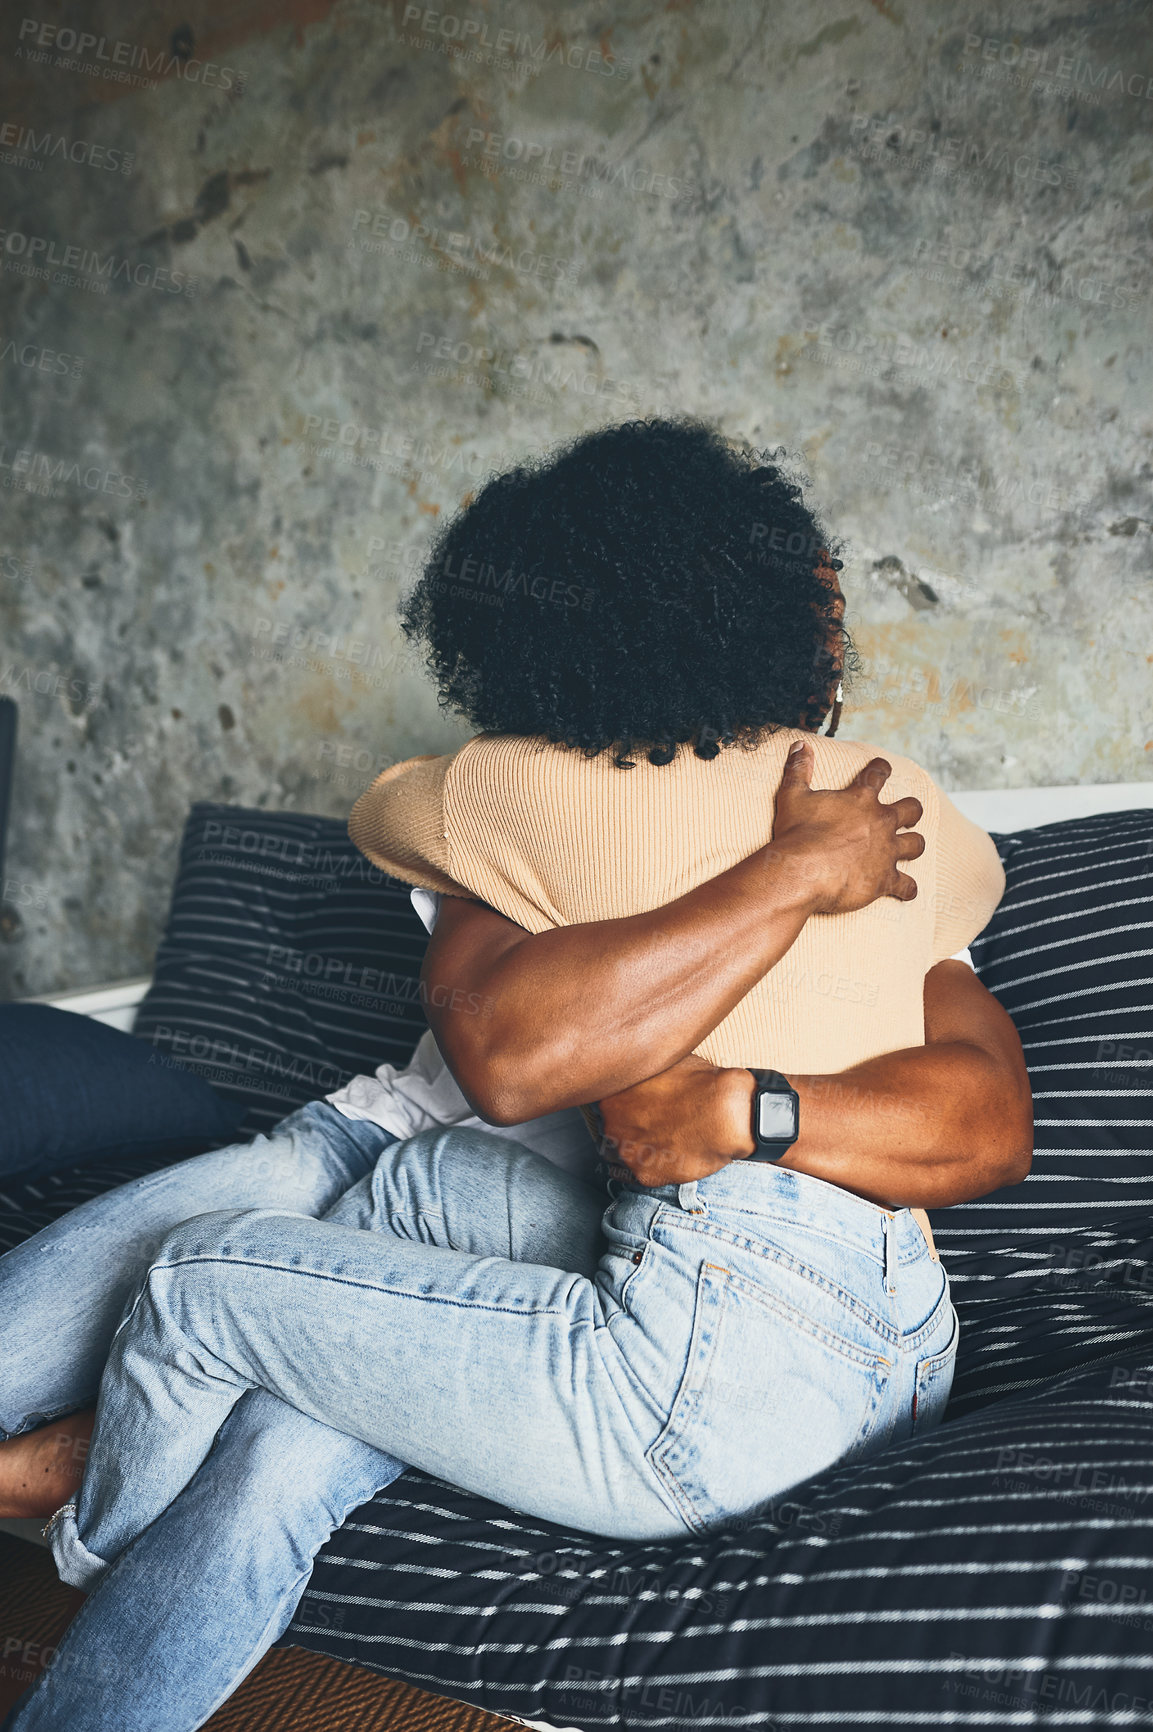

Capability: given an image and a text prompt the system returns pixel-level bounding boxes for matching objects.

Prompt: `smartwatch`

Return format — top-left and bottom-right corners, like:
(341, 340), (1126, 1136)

(746, 1068), (800, 1161)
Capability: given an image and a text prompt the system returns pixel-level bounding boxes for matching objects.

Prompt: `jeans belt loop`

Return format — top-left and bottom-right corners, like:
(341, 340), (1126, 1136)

(882, 1214), (897, 1296)
(678, 1179), (705, 1214)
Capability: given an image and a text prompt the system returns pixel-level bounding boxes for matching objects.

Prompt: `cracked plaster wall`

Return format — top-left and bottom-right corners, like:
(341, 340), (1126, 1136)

(0, 0), (1150, 997)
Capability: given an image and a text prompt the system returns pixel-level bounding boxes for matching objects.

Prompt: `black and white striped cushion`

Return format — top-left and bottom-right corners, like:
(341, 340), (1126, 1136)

(933, 808), (1153, 1263)
(132, 802), (430, 1135)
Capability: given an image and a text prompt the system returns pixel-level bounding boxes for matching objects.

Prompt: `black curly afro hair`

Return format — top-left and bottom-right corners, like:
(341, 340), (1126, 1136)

(400, 415), (855, 768)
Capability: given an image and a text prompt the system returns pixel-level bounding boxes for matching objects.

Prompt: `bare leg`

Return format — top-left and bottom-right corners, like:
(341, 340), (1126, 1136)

(0, 1409), (95, 1517)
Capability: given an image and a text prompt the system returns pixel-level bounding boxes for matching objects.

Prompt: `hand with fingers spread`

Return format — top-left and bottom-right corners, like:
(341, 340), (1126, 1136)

(767, 736), (925, 916)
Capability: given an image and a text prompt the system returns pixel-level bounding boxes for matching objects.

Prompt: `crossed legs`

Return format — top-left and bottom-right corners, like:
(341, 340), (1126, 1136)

(1, 1115), (609, 1732)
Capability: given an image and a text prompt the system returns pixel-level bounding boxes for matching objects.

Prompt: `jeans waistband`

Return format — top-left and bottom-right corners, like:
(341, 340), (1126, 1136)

(646, 1161), (927, 1264)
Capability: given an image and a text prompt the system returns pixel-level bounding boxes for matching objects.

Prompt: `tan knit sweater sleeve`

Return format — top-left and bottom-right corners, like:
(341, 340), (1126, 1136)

(347, 753), (470, 897)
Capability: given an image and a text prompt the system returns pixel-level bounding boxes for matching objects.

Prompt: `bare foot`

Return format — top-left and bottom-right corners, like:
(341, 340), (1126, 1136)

(0, 1411), (96, 1518)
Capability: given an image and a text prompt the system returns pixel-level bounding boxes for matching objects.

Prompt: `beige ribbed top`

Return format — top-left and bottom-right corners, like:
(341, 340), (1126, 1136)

(349, 729), (1005, 1077)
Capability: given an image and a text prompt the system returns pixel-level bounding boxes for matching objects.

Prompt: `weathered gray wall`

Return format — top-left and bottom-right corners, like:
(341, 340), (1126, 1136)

(1, 0), (1150, 997)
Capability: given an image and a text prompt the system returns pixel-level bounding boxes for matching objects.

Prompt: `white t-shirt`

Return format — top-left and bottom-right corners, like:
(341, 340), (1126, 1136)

(326, 890), (599, 1181)
(325, 890), (976, 1178)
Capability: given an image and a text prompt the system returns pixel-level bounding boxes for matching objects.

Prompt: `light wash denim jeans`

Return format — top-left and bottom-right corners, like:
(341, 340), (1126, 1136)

(1, 1103), (956, 1731)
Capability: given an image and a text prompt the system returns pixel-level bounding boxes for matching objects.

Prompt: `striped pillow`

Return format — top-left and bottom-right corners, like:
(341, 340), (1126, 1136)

(933, 808), (1153, 1273)
(132, 803), (429, 1135)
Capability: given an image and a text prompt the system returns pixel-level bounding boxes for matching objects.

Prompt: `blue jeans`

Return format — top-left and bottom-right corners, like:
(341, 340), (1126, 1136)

(1, 1104), (956, 1731)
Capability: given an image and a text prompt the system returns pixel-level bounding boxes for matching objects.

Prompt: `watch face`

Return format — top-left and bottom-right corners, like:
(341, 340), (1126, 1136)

(757, 1089), (798, 1143)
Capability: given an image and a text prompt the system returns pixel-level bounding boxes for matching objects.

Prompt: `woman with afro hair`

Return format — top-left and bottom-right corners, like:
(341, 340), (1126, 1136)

(397, 415), (854, 761)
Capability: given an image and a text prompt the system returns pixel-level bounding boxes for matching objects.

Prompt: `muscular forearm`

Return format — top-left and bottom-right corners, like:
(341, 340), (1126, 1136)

(598, 962), (1034, 1206)
(424, 843), (821, 1123)
(604, 1044), (1029, 1207)
(785, 1041), (1031, 1206)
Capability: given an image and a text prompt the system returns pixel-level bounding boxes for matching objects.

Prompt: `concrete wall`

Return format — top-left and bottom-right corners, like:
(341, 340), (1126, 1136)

(1, 0), (1150, 996)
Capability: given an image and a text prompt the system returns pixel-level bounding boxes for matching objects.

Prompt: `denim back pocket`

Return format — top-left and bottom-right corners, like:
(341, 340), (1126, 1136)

(646, 1260), (890, 1533)
(912, 1301), (959, 1436)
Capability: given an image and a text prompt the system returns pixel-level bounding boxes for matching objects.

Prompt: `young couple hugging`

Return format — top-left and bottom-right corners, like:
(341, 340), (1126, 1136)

(0, 418), (1031, 1731)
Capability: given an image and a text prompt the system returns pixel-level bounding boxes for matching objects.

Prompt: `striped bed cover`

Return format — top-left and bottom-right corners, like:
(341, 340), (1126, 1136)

(2, 808), (1152, 1728)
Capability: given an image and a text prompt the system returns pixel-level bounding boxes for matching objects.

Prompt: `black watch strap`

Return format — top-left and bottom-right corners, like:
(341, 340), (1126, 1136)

(747, 1067), (800, 1161)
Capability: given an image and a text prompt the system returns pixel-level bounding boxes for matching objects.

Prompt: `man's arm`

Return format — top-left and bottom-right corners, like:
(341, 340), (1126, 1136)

(594, 960), (1033, 1206)
(421, 739), (925, 1123)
